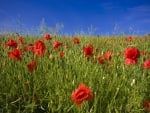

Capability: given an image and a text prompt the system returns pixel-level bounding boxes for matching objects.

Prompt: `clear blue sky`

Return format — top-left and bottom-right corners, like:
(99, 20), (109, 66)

(0, 0), (150, 35)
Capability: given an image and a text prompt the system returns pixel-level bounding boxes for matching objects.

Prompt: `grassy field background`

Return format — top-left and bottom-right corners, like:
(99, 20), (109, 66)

(0, 34), (150, 113)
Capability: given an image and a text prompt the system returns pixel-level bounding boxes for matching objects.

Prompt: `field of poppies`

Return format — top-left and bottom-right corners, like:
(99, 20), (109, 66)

(0, 34), (150, 113)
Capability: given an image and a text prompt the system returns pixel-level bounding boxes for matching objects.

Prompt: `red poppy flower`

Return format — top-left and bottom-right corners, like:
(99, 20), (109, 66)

(33, 40), (46, 56)
(142, 59), (150, 69)
(143, 100), (150, 111)
(27, 60), (37, 72)
(125, 36), (132, 42)
(6, 39), (18, 48)
(8, 48), (22, 60)
(83, 45), (94, 57)
(71, 83), (93, 106)
(43, 34), (51, 40)
(125, 58), (137, 65)
(104, 51), (113, 60)
(72, 37), (80, 44)
(59, 52), (64, 58)
(97, 54), (105, 64)
(52, 41), (62, 50)
(124, 47), (140, 60)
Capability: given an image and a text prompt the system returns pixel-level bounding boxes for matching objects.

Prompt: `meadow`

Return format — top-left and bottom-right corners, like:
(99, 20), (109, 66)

(0, 34), (150, 113)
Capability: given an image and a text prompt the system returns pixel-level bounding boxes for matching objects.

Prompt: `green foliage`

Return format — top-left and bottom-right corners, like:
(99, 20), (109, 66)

(0, 35), (150, 113)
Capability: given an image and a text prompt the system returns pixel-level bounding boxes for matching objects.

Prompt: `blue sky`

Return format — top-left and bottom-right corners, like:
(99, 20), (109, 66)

(0, 0), (150, 35)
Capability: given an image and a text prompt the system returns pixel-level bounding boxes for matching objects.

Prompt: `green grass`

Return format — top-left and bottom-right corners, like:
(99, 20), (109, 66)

(0, 35), (150, 113)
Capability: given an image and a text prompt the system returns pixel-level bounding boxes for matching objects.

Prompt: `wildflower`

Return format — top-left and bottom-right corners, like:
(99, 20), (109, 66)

(104, 51), (113, 60)
(125, 36), (132, 42)
(43, 33), (51, 40)
(8, 48), (22, 60)
(102, 76), (106, 79)
(143, 100), (150, 111)
(124, 47), (140, 65)
(6, 39), (18, 48)
(33, 40), (46, 56)
(131, 79), (135, 86)
(71, 83), (93, 106)
(59, 52), (64, 58)
(97, 54), (105, 64)
(72, 37), (80, 44)
(124, 47), (140, 60)
(142, 59), (150, 69)
(27, 60), (37, 72)
(125, 58), (137, 65)
(53, 41), (62, 50)
(83, 45), (94, 57)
